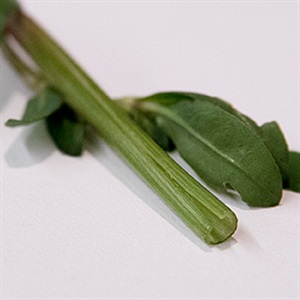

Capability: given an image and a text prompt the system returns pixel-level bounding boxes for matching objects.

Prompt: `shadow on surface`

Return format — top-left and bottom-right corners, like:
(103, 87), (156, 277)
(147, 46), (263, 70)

(86, 131), (239, 252)
(2, 55), (56, 167)
(5, 122), (55, 168)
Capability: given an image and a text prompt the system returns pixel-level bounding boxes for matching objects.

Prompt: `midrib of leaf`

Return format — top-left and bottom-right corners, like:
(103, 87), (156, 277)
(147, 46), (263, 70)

(145, 102), (279, 199)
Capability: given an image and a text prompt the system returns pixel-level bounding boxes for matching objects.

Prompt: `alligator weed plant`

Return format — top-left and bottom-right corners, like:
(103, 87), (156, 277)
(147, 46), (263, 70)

(1, 1), (299, 246)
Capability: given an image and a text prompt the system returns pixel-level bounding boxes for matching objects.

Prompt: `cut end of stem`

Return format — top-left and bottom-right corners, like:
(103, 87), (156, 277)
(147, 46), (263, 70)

(204, 212), (238, 245)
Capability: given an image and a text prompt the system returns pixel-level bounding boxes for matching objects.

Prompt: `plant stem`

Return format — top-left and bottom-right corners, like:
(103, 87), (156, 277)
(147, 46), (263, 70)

(2, 41), (46, 91)
(5, 10), (238, 244)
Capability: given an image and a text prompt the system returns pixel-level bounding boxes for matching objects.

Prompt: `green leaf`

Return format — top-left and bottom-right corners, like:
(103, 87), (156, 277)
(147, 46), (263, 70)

(6, 85), (85, 156)
(182, 96), (290, 185)
(137, 92), (282, 207)
(0, 0), (20, 43)
(260, 121), (289, 184)
(5, 87), (62, 127)
(143, 92), (262, 137)
(46, 105), (85, 156)
(285, 151), (300, 192)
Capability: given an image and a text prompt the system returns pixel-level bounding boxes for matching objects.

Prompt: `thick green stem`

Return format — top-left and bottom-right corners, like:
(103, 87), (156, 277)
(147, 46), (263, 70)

(5, 11), (237, 244)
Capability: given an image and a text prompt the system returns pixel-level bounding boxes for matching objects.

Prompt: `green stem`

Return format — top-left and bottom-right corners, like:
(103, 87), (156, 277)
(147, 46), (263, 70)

(5, 10), (238, 244)
(2, 41), (46, 91)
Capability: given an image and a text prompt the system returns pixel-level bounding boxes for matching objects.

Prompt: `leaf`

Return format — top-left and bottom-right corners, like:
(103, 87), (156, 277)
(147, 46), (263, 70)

(285, 151), (300, 192)
(260, 121), (289, 184)
(201, 96), (262, 137)
(143, 92), (262, 136)
(5, 87), (63, 126)
(0, 0), (20, 43)
(6, 85), (85, 156)
(196, 97), (292, 185)
(46, 105), (85, 156)
(139, 92), (282, 207)
(184, 96), (291, 184)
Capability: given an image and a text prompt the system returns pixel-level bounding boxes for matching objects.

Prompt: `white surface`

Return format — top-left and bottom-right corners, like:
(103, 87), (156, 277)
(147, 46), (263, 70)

(1, 1), (299, 299)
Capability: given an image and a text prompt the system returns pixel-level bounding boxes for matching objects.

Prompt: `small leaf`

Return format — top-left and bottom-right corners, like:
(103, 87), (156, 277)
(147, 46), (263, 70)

(138, 92), (282, 207)
(46, 105), (85, 156)
(285, 151), (300, 192)
(6, 87), (63, 126)
(260, 121), (289, 183)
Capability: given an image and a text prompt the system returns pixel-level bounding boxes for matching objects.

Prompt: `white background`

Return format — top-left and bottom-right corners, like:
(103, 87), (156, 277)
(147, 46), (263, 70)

(1, 0), (299, 299)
